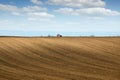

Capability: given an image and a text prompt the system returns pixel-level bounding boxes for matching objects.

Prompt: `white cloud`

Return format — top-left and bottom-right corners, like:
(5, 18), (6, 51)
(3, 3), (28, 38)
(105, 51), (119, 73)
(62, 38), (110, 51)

(0, 20), (14, 24)
(27, 12), (54, 22)
(76, 8), (120, 16)
(28, 12), (54, 18)
(55, 8), (75, 15)
(55, 7), (120, 16)
(0, 4), (49, 16)
(28, 17), (51, 21)
(11, 12), (21, 16)
(0, 20), (9, 24)
(48, 0), (105, 8)
(0, 4), (54, 20)
(87, 17), (104, 20)
(66, 22), (80, 25)
(22, 6), (47, 12)
(0, 4), (19, 12)
(0, 4), (47, 13)
(28, 18), (37, 21)
(25, 6), (54, 21)
(30, 0), (42, 5)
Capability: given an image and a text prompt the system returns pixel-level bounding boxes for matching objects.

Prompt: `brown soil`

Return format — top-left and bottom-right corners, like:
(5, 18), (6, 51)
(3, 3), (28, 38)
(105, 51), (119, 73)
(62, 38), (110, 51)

(0, 37), (120, 80)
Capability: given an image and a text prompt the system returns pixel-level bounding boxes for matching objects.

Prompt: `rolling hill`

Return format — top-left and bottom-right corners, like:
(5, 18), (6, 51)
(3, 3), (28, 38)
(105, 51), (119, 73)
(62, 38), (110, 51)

(0, 37), (120, 80)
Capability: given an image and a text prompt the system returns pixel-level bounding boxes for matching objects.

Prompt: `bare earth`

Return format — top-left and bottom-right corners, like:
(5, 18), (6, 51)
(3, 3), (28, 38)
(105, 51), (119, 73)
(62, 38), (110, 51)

(0, 37), (120, 80)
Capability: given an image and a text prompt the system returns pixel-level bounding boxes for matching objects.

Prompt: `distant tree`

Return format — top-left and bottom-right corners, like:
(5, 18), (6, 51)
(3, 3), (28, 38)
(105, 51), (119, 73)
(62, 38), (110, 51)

(48, 35), (51, 37)
(90, 35), (95, 37)
(57, 34), (62, 37)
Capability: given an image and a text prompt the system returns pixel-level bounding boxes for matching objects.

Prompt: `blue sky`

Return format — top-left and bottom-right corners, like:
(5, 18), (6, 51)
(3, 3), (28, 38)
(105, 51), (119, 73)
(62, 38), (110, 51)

(0, 0), (120, 36)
